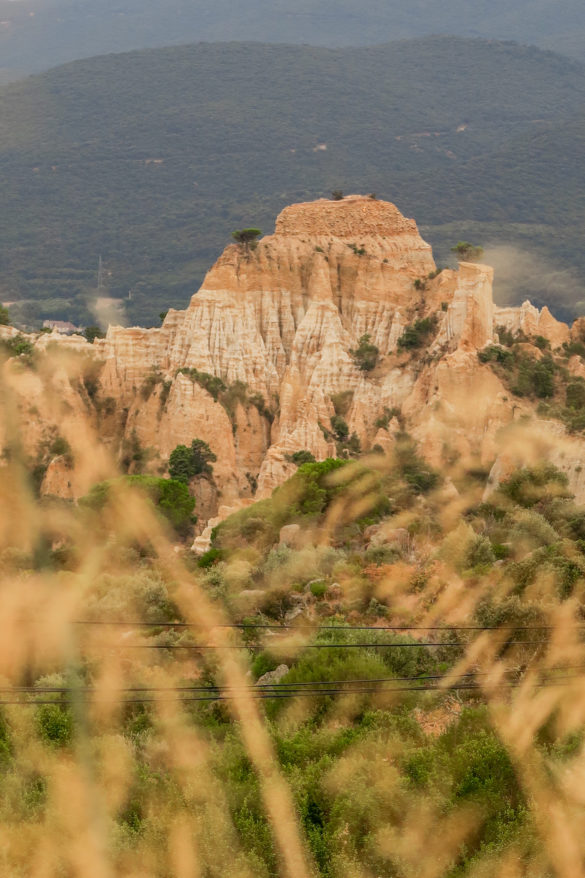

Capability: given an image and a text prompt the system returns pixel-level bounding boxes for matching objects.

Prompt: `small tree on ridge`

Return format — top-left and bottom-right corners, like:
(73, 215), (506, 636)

(451, 241), (484, 262)
(232, 228), (262, 251)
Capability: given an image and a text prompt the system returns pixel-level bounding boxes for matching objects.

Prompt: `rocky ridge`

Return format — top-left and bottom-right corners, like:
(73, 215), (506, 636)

(2, 195), (584, 532)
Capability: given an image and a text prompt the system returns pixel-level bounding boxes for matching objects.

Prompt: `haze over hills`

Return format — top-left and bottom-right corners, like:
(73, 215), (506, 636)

(1, 0), (585, 81)
(2, 37), (585, 326)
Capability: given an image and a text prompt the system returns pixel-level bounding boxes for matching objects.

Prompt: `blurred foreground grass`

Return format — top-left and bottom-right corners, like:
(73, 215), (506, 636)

(1, 347), (585, 876)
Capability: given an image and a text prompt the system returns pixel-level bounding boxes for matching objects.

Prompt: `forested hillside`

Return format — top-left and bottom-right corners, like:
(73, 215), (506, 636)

(2, 0), (585, 81)
(2, 38), (585, 325)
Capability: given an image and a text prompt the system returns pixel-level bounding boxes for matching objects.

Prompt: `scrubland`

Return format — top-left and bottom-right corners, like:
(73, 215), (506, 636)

(2, 345), (585, 877)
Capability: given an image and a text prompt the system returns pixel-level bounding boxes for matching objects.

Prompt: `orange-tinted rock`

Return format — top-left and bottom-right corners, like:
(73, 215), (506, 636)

(5, 196), (582, 519)
(495, 301), (569, 347)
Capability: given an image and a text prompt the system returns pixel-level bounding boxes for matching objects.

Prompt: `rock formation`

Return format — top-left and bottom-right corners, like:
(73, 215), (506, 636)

(2, 194), (583, 521)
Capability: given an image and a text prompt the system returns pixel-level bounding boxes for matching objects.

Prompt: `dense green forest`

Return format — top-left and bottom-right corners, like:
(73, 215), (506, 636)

(2, 0), (585, 81)
(2, 38), (585, 325)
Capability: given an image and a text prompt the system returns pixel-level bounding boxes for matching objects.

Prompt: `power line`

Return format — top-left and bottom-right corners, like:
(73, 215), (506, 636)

(0, 678), (576, 706)
(73, 621), (569, 632)
(0, 671), (501, 694)
(98, 640), (550, 650)
(2, 668), (579, 699)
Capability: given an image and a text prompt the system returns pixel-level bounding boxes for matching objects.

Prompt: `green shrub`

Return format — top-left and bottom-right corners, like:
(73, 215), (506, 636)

(154, 478), (198, 536)
(248, 392), (273, 422)
(474, 596), (546, 632)
(452, 732), (518, 805)
(512, 355), (555, 398)
(169, 439), (217, 481)
(159, 380), (172, 409)
(404, 707), (527, 866)
(395, 436), (440, 494)
(22, 775), (47, 817)
(510, 509), (559, 548)
(451, 241), (484, 261)
(140, 369), (163, 400)
(83, 325), (105, 343)
(330, 415), (349, 442)
(566, 380), (585, 410)
(81, 475), (196, 538)
(118, 799), (145, 836)
(330, 390), (354, 416)
(232, 228), (262, 248)
(338, 432), (362, 458)
(498, 465), (570, 508)
(495, 326), (516, 347)
(466, 535), (496, 568)
(37, 704), (73, 748)
(120, 429), (147, 473)
(554, 554), (585, 598)
(350, 334), (379, 371)
(539, 401), (585, 434)
(49, 435), (72, 459)
(565, 410), (585, 433)
(364, 545), (400, 565)
(288, 459), (348, 518)
(177, 367), (226, 401)
(218, 380), (249, 429)
(564, 341), (585, 359)
(481, 343), (557, 399)
(0, 305), (10, 325)
(309, 580), (328, 598)
(216, 460), (349, 549)
(397, 315), (437, 350)
(286, 449), (316, 466)
(478, 345), (514, 367)
(251, 652), (280, 680)
(374, 406), (400, 431)
(1, 334), (34, 358)
(0, 713), (12, 767)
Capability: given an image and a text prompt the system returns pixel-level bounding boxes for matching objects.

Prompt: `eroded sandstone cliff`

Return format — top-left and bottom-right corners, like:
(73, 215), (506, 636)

(2, 195), (582, 528)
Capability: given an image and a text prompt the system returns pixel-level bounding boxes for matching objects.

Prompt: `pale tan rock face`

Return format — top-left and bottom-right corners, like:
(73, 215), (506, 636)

(94, 195), (442, 498)
(41, 456), (77, 499)
(191, 477), (219, 532)
(494, 301), (570, 347)
(447, 262), (495, 351)
(7, 195), (584, 517)
(403, 348), (516, 467)
(0, 353), (112, 500)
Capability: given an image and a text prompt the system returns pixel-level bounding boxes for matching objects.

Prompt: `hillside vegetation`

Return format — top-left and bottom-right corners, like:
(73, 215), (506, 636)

(2, 0), (585, 80)
(2, 38), (585, 326)
(3, 341), (585, 873)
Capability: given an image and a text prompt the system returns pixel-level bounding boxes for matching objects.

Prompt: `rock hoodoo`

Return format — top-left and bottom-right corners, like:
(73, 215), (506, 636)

(2, 195), (581, 518)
